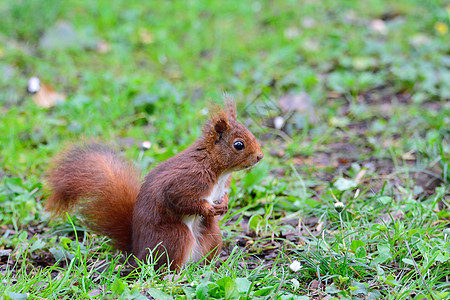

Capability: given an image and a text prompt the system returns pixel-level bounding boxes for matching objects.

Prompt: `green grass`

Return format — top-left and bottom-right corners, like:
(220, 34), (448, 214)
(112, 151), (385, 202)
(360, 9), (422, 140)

(0, 0), (449, 299)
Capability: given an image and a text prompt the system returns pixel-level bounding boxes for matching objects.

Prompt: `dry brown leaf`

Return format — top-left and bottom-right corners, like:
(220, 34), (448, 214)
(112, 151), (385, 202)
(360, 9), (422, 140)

(316, 221), (323, 232)
(370, 19), (388, 35)
(138, 28), (154, 44)
(33, 83), (66, 108)
(278, 92), (318, 122)
(355, 169), (367, 183)
(402, 150), (416, 161)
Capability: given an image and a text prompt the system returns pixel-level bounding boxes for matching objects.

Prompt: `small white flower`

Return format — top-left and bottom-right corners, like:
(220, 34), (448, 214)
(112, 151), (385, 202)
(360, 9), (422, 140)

(289, 260), (302, 272)
(141, 141), (152, 150)
(274, 116), (285, 130)
(28, 77), (40, 93)
(291, 278), (300, 290)
(334, 201), (345, 213)
(201, 108), (209, 115)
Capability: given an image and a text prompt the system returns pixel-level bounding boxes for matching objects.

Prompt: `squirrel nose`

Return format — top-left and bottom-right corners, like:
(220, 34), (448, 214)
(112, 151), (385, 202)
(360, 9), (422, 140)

(256, 152), (264, 162)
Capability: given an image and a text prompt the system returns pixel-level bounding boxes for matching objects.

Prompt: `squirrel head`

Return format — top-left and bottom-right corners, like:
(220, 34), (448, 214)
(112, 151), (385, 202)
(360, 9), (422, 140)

(200, 97), (264, 174)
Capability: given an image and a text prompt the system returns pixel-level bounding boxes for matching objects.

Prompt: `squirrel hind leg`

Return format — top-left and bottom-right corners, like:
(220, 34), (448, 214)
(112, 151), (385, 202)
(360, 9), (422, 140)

(136, 222), (195, 271)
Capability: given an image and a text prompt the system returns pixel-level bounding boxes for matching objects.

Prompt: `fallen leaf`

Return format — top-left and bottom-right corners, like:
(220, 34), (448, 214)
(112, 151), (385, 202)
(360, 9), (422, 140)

(293, 154), (330, 168)
(355, 169), (367, 183)
(0, 249), (12, 257)
(138, 28), (154, 44)
(32, 83), (66, 108)
(334, 177), (357, 191)
(402, 150), (415, 161)
(96, 40), (111, 53)
(370, 19), (387, 35)
(310, 280), (320, 289)
(88, 289), (102, 297)
(316, 221), (323, 232)
(278, 92), (317, 122)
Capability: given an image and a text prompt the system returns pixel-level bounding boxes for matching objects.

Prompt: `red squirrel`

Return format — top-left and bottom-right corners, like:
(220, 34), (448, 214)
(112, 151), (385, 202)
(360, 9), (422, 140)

(46, 99), (263, 270)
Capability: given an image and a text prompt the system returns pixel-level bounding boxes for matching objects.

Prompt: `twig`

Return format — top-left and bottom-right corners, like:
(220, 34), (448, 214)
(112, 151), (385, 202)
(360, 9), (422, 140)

(405, 240), (436, 300)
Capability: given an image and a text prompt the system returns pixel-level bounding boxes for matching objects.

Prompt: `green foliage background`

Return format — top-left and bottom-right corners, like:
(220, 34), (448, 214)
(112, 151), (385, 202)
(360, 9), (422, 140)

(0, 0), (448, 299)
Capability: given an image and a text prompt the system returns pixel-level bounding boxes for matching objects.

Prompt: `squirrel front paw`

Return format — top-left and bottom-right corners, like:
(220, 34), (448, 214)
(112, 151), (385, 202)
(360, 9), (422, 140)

(213, 194), (229, 215)
(213, 202), (228, 216)
(202, 203), (216, 218)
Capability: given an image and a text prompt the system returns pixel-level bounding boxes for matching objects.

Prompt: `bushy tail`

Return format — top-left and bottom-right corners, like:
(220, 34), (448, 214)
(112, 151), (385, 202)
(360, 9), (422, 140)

(46, 143), (141, 252)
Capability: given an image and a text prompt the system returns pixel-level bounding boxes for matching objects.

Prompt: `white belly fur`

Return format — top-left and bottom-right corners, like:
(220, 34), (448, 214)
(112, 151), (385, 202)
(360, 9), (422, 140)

(204, 172), (231, 205)
(182, 173), (230, 263)
(182, 214), (204, 263)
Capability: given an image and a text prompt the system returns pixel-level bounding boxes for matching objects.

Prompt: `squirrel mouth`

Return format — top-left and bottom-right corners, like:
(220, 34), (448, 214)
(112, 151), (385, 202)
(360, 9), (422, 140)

(243, 160), (261, 170)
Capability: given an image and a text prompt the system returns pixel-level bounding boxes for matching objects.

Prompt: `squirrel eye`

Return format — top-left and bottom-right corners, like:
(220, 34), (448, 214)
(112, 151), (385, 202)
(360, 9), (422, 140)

(233, 141), (245, 151)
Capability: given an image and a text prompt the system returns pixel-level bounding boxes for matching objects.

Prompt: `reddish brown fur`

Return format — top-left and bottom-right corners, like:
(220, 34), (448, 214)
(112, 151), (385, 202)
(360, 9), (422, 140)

(46, 144), (140, 252)
(46, 99), (263, 270)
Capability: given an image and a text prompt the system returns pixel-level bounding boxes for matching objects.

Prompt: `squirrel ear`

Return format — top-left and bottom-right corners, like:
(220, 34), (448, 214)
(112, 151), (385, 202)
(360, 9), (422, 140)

(214, 118), (229, 134)
(223, 93), (236, 120)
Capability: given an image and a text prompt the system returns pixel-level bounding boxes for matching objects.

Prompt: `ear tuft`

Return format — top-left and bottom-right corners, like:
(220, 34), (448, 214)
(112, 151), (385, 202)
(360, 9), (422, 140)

(223, 92), (237, 120)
